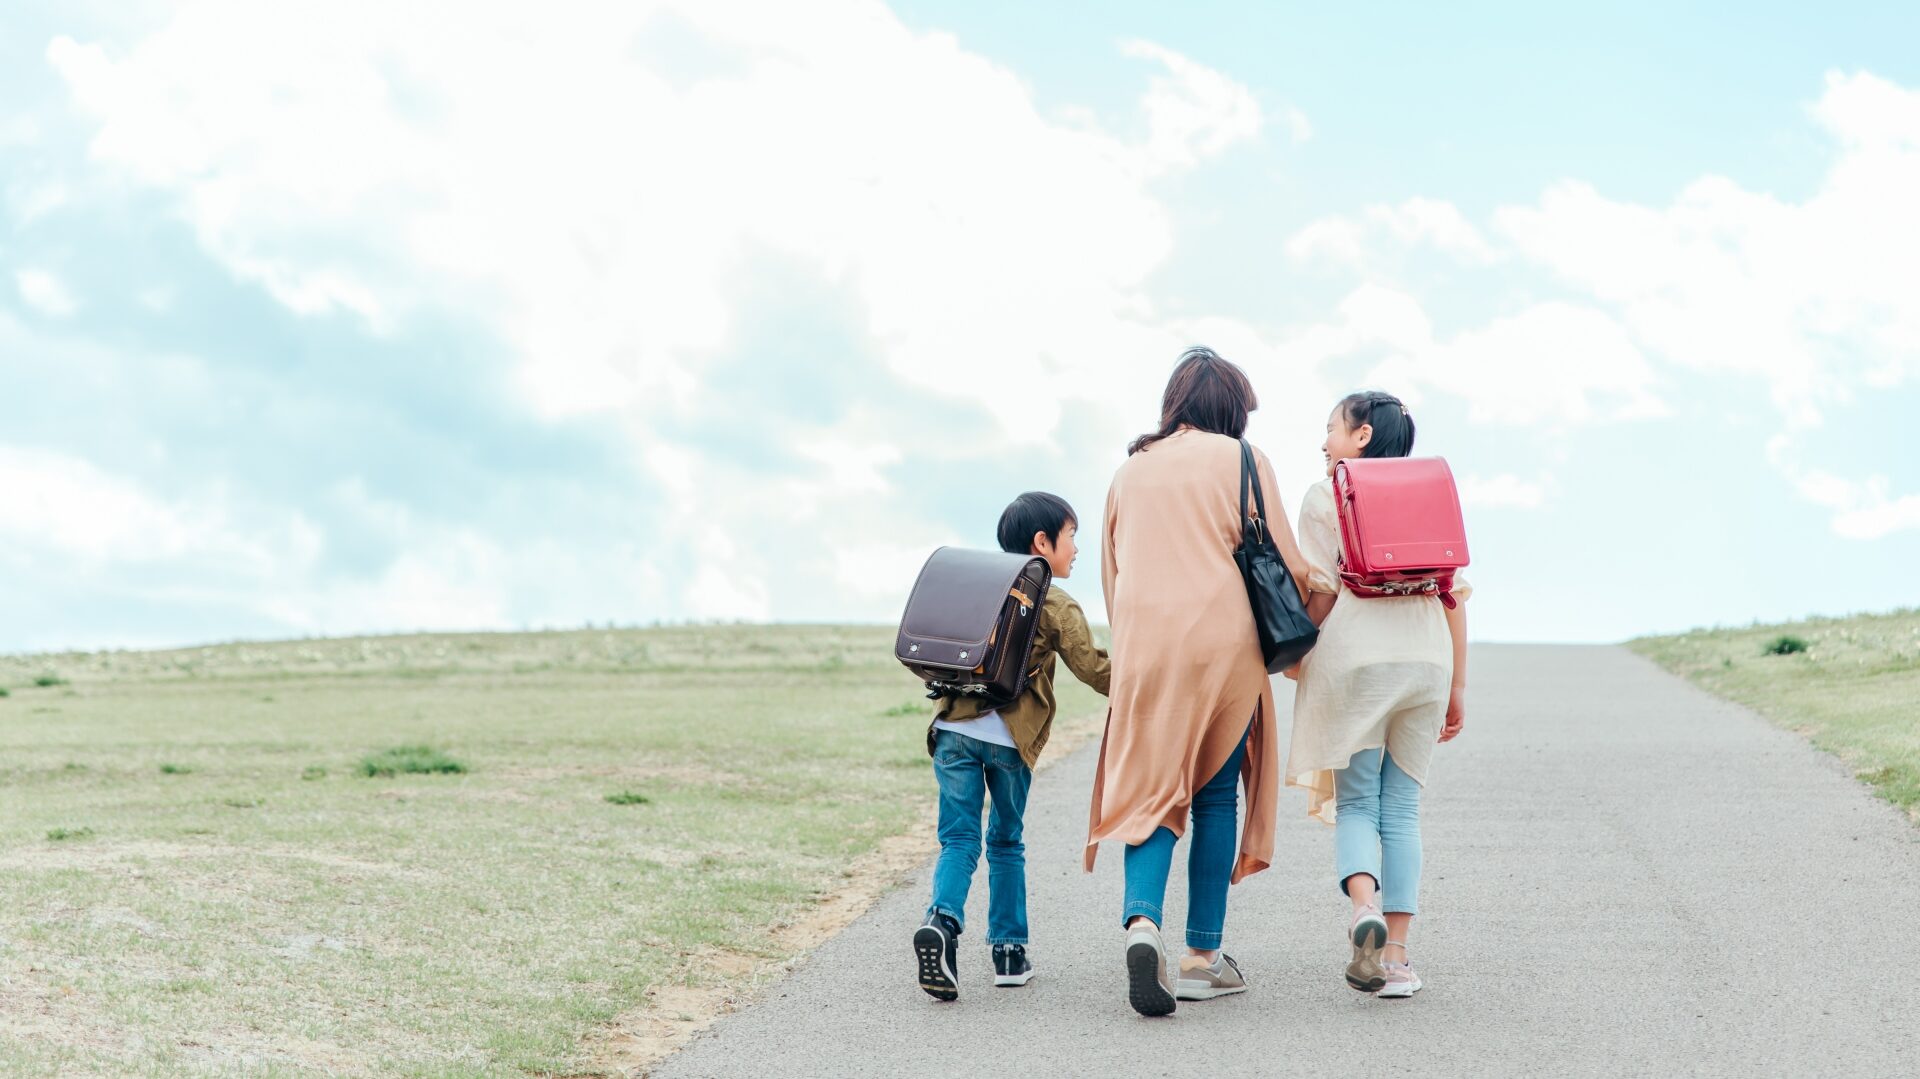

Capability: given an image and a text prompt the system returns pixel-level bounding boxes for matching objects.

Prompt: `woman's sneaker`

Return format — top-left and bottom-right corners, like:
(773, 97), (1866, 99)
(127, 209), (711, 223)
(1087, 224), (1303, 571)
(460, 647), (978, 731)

(1346, 905), (1388, 993)
(1175, 952), (1248, 1001)
(1124, 921), (1177, 1017)
(1378, 960), (1423, 998)
(914, 913), (960, 1001)
(993, 944), (1034, 987)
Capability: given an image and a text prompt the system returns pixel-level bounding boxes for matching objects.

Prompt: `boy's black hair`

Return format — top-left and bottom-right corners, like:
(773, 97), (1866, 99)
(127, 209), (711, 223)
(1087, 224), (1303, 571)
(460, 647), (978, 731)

(996, 492), (1077, 555)
(1339, 390), (1417, 459)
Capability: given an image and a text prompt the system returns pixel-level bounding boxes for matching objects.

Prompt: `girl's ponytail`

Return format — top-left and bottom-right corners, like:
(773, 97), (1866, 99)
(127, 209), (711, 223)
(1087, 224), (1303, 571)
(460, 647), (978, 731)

(1340, 391), (1416, 459)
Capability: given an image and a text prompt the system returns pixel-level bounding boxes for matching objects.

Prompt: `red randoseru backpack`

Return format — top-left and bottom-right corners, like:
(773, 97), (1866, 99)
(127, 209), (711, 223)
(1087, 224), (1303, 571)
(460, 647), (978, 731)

(1332, 457), (1470, 610)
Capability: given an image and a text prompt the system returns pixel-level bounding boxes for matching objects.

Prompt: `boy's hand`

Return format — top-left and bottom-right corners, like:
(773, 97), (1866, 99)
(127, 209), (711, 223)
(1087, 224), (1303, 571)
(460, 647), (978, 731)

(1439, 685), (1465, 743)
(1280, 663), (1301, 681)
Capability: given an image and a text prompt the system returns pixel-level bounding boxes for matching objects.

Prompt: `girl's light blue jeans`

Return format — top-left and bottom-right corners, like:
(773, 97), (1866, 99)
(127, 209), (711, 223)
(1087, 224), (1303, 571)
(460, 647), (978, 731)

(1121, 727), (1248, 950)
(1335, 746), (1423, 915)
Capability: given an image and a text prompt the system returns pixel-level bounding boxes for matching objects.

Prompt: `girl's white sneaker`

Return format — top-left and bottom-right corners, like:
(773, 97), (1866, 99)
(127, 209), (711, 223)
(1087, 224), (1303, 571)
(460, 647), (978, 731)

(1345, 905), (1388, 993)
(1378, 960), (1423, 998)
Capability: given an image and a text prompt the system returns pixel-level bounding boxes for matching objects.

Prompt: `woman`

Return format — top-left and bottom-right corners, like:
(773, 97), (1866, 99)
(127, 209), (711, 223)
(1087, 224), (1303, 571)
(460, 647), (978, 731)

(1086, 346), (1309, 1017)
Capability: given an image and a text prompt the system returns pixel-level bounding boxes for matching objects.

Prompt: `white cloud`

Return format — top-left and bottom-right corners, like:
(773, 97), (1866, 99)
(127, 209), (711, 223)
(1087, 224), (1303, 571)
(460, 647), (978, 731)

(51, 4), (1262, 441)
(1121, 39), (1264, 174)
(1833, 494), (1920, 540)
(1768, 438), (1920, 540)
(1790, 469), (1920, 540)
(1492, 72), (1920, 523)
(792, 438), (902, 499)
(1493, 73), (1920, 423)
(1458, 473), (1549, 510)
(259, 540), (512, 635)
(684, 527), (772, 621)
(0, 445), (669, 642)
(833, 541), (948, 604)
(0, 115), (41, 149)
(0, 444), (281, 564)
(45, 1), (1290, 630)
(1284, 216), (1366, 267)
(1290, 70), (1920, 535)
(1287, 197), (1497, 266)
(14, 269), (78, 317)
(1276, 285), (1665, 429)
(6, 180), (70, 225)
(1410, 302), (1668, 426)
(1283, 105), (1313, 143)
(1331, 283), (1433, 353)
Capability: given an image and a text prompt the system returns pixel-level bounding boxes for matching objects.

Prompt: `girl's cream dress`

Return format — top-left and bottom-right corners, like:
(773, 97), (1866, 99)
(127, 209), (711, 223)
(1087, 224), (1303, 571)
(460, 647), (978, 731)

(1287, 478), (1471, 822)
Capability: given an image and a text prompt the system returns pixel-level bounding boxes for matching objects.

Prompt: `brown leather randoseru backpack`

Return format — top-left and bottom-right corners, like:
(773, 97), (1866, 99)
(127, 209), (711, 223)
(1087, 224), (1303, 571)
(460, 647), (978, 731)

(895, 547), (1052, 706)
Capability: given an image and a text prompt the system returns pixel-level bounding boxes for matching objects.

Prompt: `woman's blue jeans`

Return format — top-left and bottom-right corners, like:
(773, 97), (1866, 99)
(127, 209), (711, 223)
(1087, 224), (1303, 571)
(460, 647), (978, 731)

(925, 729), (1033, 945)
(1335, 746), (1423, 915)
(1121, 729), (1248, 950)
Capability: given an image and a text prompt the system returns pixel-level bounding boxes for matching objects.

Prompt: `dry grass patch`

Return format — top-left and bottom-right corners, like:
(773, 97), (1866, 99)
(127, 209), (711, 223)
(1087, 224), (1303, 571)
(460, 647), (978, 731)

(0, 623), (1107, 1077)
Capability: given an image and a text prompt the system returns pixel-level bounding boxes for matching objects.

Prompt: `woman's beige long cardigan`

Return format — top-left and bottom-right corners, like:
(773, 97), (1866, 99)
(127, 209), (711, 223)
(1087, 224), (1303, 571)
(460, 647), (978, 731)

(1085, 429), (1308, 883)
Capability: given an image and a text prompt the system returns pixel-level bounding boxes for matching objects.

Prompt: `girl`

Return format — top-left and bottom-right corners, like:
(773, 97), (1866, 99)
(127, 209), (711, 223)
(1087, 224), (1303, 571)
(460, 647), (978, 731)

(1286, 390), (1469, 999)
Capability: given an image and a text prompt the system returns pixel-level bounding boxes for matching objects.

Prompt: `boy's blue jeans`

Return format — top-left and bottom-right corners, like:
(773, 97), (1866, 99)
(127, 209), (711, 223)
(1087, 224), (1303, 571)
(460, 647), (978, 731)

(926, 729), (1033, 945)
(1121, 728), (1248, 950)
(1335, 746), (1423, 915)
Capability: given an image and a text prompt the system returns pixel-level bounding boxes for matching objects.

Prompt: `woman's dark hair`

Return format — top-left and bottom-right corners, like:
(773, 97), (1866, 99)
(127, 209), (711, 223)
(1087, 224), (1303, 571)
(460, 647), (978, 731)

(1338, 390), (1416, 459)
(1128, 346), (1258, 455)
(997, 491), (1077, 555)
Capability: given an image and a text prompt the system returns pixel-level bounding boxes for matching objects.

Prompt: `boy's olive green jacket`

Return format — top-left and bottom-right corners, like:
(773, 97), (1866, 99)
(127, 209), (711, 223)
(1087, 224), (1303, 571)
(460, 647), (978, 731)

(929, 585), (1111, 769)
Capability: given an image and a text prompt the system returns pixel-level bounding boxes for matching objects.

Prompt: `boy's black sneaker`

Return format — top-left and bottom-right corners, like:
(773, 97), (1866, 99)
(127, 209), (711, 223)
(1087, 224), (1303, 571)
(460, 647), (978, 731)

(914, 913), (960, 1001)
(992, 944), (1034, 987)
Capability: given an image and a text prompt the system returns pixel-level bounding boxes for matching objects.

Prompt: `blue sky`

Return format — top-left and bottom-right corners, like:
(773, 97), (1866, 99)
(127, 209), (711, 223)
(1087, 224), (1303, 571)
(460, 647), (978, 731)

(3, 0), (1918, 652)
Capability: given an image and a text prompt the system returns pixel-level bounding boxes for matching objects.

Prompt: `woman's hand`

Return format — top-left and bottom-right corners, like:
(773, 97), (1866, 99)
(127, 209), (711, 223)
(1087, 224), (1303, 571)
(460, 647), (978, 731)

(1439, 684), (1465, 743)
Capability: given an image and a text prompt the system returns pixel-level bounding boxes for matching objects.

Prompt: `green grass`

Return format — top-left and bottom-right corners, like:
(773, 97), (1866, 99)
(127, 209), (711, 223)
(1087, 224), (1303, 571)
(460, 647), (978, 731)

(358, 744), (468, 777)
(1632, 607), (1920, 819)
(1764, 634), (1809, 656)
(0, 624), (1106, 1077)
(604, 790), (651, 806)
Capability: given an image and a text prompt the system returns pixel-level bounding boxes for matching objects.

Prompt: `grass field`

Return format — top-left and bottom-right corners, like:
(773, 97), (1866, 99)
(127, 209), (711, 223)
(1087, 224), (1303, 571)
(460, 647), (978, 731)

(1631, 608), (1920, 820)
(0, 625), (1105, 1077)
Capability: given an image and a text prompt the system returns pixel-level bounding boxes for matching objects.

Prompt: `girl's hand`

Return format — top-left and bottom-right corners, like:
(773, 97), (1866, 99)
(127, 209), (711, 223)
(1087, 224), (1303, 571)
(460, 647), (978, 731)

(1439, 685), (1465, 743)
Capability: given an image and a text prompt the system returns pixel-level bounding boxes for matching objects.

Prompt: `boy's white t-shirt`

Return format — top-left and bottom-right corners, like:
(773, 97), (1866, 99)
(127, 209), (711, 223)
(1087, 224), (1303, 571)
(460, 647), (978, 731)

(932, 709), (1018, 749)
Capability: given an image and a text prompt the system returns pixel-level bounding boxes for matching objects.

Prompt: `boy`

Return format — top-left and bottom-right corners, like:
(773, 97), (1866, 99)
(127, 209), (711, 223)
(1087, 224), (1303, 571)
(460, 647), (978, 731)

(914, 491), (1111, 1001)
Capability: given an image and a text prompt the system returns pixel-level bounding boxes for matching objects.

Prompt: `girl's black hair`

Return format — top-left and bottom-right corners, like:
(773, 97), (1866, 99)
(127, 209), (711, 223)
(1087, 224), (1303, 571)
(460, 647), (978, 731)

(997, 492), (1077, 555)
(1339, 390), (1416, 458)
(1128, 346), (1259, 455)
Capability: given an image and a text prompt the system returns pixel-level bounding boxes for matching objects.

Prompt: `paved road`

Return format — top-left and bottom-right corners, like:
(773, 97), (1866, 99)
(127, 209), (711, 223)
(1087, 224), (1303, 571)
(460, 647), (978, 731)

(656, 646), (1920, 1078)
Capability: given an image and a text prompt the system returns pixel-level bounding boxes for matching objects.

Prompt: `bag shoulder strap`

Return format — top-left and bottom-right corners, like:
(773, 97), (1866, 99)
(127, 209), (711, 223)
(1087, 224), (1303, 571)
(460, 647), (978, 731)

(1239, 439), (1270, 545)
